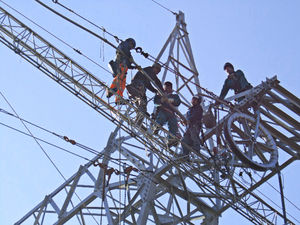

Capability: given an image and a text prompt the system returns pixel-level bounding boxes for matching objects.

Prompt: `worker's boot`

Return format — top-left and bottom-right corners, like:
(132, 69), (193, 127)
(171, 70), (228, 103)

(167, 137), (178, 147)
(108, 60), (118, 77)
(106, 87), (117, 98)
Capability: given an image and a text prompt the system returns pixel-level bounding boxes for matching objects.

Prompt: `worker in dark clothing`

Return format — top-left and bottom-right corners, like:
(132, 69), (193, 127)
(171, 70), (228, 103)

(219, 62), (252, 101)
(126, 63), (163, 125)
(107, 38), (136, 104)
(180, 95), (203, 159)
(153, 81), (181, 147)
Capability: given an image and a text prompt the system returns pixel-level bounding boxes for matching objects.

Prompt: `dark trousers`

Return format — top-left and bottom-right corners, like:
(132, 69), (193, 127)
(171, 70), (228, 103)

(181, 125), (201, 155)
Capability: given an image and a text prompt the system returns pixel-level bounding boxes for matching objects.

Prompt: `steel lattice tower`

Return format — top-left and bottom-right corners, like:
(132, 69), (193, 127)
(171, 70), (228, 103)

(0, 5), (299, 225)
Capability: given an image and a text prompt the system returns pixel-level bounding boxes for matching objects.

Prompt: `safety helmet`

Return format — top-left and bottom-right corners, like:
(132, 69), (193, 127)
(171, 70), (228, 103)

(126, 38), (136, 49)
(223, 62), (234, 70)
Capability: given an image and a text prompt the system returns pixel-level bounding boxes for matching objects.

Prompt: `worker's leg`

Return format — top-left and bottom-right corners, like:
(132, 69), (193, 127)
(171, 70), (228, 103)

(190, 126), (201, 153)
(115, 65), (128, 102)
(181, 131), (192, 156)
(167, 115), (179, 147)
(168, 115), (178, 137)
(136, 95), (147, 125)
(155, 111), (167, 127)
(153, 111), (168, 134)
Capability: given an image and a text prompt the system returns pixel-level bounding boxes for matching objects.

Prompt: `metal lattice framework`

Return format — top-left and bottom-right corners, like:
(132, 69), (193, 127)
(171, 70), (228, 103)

(0, 4), (299, 225)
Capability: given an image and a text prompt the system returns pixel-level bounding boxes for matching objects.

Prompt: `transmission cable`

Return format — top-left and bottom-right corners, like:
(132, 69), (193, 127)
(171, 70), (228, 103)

(0, 107), (133, 167)
(37, 1), (189, 86)
(52, 0), (121, 43)
(4, 0), (224, 107)
(0, 92), (92, 224)
(35, 0), (227, 120)
(0, 120), (91, 161)
(0, 91), (68, 181)
(232, 167), (300, 223)
(253, 169), (300, 213)
(1, 2), (279, 222)
(0, 0), (112, 76)
(150, 0), (177, 16)
(36, 0), (228, 108)
(0, 97), (138, 225)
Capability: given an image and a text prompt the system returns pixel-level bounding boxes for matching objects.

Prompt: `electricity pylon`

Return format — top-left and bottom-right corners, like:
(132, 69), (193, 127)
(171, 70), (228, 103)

(0, 4), (299, 225)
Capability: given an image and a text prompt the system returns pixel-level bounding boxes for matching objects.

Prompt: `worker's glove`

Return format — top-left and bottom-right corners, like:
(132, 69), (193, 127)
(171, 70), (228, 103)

(168, 98), (175, 103)
(161, 96), (168, 103)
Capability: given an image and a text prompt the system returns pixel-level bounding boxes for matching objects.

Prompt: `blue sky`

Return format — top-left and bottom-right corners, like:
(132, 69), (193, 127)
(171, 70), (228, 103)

(0, 0), (300, 224)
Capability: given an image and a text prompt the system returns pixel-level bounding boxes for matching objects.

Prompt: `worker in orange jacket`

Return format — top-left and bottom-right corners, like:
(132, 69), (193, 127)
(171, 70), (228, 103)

(107, 38), (136, 104)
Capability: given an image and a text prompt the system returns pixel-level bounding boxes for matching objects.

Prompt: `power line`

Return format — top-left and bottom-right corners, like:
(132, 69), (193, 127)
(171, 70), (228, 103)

(2, 2), (296, 224)
(0, 91), (67, 181)
(150, 0), (177, 16)
(52, 0), (121, 43)
(0, 0), (112, 76)
(0, 121), (91, 161)
(0, 107), (130, 164)
(253, 170), (300, 214)
(55, 1), (230, 104)
(2, 0), (223, 107)
(234, 168), (300, 223)
(35, 0), (226, 106)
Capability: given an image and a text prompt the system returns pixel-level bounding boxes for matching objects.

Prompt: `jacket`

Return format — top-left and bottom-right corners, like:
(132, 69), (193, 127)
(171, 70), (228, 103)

(115, 39), (134, 68)
(219, 70), (252, 100)
(132, 67), (163, 93)
(186, 104), (203, 127)
(154, 92), (181, 114)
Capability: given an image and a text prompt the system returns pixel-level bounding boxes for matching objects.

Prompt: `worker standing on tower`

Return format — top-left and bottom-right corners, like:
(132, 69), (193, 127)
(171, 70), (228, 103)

(180, 95), (203, 159)
(153, 81), (181, 147)
(126, 63), (163, 125)
(107, 38), (136, 104)
(219, 62), (253, 101)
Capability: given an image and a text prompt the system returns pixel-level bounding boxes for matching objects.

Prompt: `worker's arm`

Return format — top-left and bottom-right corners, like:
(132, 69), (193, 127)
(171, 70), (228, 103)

(219, 80), (229, 100)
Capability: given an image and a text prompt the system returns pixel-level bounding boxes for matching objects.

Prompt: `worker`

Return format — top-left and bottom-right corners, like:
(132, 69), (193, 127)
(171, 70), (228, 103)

(107, 38), (136, 104)
(153, 81), (181, 147)
(180, 95), (203, 159)
(126, 63), (163, 125)
(219, 62), (253, 101)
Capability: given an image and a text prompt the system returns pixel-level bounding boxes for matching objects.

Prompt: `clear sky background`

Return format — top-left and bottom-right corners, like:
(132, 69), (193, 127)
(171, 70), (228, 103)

(0, 0), (299, 224)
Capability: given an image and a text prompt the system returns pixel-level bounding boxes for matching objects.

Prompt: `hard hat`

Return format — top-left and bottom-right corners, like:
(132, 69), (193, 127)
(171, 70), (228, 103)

(223, 62), (234, 70)
(126, 38), (136, 48)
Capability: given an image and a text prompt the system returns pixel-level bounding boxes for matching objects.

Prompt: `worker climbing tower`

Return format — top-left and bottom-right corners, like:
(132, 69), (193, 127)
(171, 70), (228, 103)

(0, 3), (299, 225)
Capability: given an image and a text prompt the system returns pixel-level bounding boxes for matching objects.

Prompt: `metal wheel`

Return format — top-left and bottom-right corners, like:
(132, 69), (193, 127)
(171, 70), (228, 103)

(224, 112), (278, 171)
